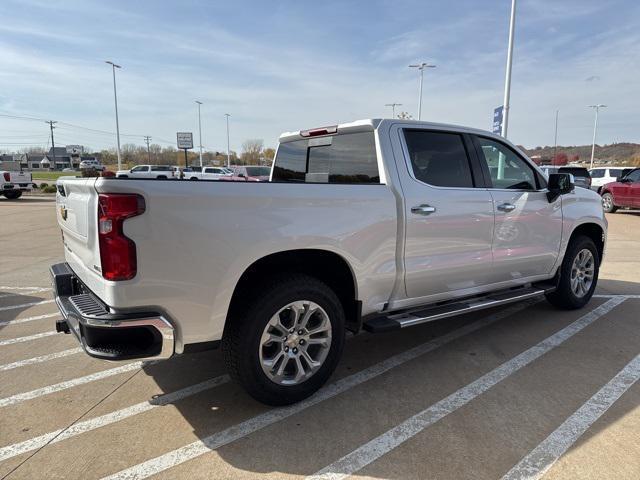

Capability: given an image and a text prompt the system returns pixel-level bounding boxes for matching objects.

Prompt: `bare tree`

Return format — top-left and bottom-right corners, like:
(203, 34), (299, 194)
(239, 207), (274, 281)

(241, 139), (264, 164)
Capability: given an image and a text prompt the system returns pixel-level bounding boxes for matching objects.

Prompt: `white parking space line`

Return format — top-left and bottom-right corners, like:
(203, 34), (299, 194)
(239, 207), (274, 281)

(0, 312), (59, 327)
(0, 348), (83, 372)
(0, 361), (143, 408)
(0, 286), (51, 291)
(306, 297), (626, 480)
(594, 294), (640, 299)
(0, 288), (51, 299)
(100, 300), (540, 480)
(0, 374), (230, 462)
(0, 331), (57, 346)
(0, 299), (54, 312)
(501, 353), (640, 480)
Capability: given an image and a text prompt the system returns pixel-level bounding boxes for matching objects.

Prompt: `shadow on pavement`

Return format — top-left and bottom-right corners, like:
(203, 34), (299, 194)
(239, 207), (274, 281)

(140, 282), (638, 477)
(0, 291), (50, 332)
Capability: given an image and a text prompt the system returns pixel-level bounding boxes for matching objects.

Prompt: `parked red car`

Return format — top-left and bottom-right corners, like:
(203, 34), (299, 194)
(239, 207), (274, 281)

(600, 168), (640, 213)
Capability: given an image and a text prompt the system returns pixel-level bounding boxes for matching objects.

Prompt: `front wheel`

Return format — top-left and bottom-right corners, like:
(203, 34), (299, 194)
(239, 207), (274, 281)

(546, 235), (599, 310)
(222, 274), (345, 405)
(601, 193), (617, 213)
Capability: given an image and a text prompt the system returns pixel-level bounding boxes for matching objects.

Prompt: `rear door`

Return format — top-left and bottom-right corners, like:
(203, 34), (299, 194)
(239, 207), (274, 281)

(624, 169), (640, 207)
(472, 135), (562, 280)
(393, 127), (495, 300)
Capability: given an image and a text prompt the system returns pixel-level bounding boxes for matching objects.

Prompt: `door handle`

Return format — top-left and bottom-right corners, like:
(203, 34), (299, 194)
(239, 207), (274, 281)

(497, 203), (516, 212)
(411, 204), (436, 215)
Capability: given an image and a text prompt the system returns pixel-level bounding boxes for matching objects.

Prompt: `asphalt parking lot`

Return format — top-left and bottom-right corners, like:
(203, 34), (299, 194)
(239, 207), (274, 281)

(1, 196), (639, 480)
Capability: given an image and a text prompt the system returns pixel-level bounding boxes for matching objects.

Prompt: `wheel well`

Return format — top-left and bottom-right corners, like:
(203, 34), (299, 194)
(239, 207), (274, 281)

(227, 249), (360, 333)
(570, 223), (605, 262)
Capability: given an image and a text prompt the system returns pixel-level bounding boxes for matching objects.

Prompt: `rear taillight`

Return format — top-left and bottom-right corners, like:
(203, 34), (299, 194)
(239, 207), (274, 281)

(3, 172), (9, 182)
(98, 194), (145, 281)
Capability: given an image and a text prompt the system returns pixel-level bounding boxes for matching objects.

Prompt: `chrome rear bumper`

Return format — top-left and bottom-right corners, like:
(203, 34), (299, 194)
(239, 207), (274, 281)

(50, 263), (174, 361)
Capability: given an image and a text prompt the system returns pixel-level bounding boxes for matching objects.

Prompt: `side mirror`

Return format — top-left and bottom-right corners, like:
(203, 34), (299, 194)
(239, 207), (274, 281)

(238, 173), (246, 178)
(620, 177), (632, 183)
(547, 173), (574, 202)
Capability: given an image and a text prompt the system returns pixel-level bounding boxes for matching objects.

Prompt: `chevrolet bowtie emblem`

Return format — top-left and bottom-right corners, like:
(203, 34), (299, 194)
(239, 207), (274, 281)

(60, 206), (68, 220)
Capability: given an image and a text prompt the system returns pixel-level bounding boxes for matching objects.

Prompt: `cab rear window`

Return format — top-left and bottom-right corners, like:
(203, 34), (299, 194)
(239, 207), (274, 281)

(272, 132), (380, 184)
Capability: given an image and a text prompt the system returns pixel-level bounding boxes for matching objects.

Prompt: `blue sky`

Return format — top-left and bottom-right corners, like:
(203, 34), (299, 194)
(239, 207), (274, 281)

(0, 0), (638, 153)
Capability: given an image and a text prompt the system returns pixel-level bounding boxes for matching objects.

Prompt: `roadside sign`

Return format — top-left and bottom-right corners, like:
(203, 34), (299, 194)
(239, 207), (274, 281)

(66, 145), (83, 154)
(176, 132), (194, 149)
(492, 106), (504, 134)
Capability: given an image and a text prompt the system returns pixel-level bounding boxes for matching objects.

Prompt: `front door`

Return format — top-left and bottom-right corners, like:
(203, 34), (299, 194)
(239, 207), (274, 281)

(394, 128), (495, 300)
(472, 135), (563, 280)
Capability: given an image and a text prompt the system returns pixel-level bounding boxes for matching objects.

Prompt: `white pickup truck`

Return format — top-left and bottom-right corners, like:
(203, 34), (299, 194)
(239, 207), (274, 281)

(1, 170), (33, 199)
(183, 166), (233, 181)
(51, 119), (606, 405)
(116, 165), (175, 179)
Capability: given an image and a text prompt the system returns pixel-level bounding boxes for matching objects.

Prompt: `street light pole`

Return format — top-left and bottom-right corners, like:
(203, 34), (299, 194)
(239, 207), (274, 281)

(195, 100), (203, 167)
(501, 0), (517, 138)
(105, 61), (122, 170)
(384, 103), (402, 118)
(225, 113), (231, 168)
(408, 63), (436, 120)
(588, 104), (607, 169)
(553, 110), (559, 161)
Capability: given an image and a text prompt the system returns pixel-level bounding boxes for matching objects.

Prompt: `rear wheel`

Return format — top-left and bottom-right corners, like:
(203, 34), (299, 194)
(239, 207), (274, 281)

(601, 193), (617, 213)
(3, 191), (22, 199)
(156, 175), (167, 179)
(546, 235), (599, 310)
(222, 274), (345, 405)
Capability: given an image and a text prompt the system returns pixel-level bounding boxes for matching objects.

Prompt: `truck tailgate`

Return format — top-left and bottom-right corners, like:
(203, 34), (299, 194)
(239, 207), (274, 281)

(56, 177), (102, 288)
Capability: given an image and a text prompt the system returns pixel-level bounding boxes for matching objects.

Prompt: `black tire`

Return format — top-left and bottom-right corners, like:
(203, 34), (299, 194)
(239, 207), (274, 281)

(546, 235), (599, 310)
(190, 177), (198, 180)
(3, 190), (22, 200)
(222, 274), (345, 406)
(119, 175), (128, 178)
(601, 193), (617, 213)
(157, 175), (167, 179)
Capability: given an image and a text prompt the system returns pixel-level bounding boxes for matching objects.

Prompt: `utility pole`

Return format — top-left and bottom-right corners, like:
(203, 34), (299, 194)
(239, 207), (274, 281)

(408, 63), (436, 120)
(553, 110), (559, 162)
(105, 61), (122, 170)
(501, 0), (517, 138)
(144, 136), (152, 163)
(385, 103), (402, 118)
(47, 120), (57, 171)
(195, 100), (203, 167)
(225, 113), (231, 168)
(588, 104), (607, 169)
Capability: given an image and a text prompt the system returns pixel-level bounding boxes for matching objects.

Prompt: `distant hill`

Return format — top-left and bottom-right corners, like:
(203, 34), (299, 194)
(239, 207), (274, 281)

(520, 143), (640, 166)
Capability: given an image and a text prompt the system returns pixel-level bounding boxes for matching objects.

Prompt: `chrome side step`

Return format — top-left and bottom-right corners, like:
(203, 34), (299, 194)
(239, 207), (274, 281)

(363, 286), (549, 333)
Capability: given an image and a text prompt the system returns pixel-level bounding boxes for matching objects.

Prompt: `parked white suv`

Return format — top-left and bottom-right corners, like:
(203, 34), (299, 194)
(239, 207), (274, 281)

(52, 119), (606, 405)
(79, 159), (105, 171)
(116, 165), (175, 179)
(589, 166), (626, 192)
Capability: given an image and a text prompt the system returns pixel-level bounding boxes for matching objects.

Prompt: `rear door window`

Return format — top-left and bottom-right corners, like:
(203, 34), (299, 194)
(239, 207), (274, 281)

(403, 130), (474, 188)
(609, 169), (623, 178)
(589, 169), (604, 178)
(272, 132), (380, 184)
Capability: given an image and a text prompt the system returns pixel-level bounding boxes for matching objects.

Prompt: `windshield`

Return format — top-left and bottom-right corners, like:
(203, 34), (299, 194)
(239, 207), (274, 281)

(245, 166), (271, 176)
